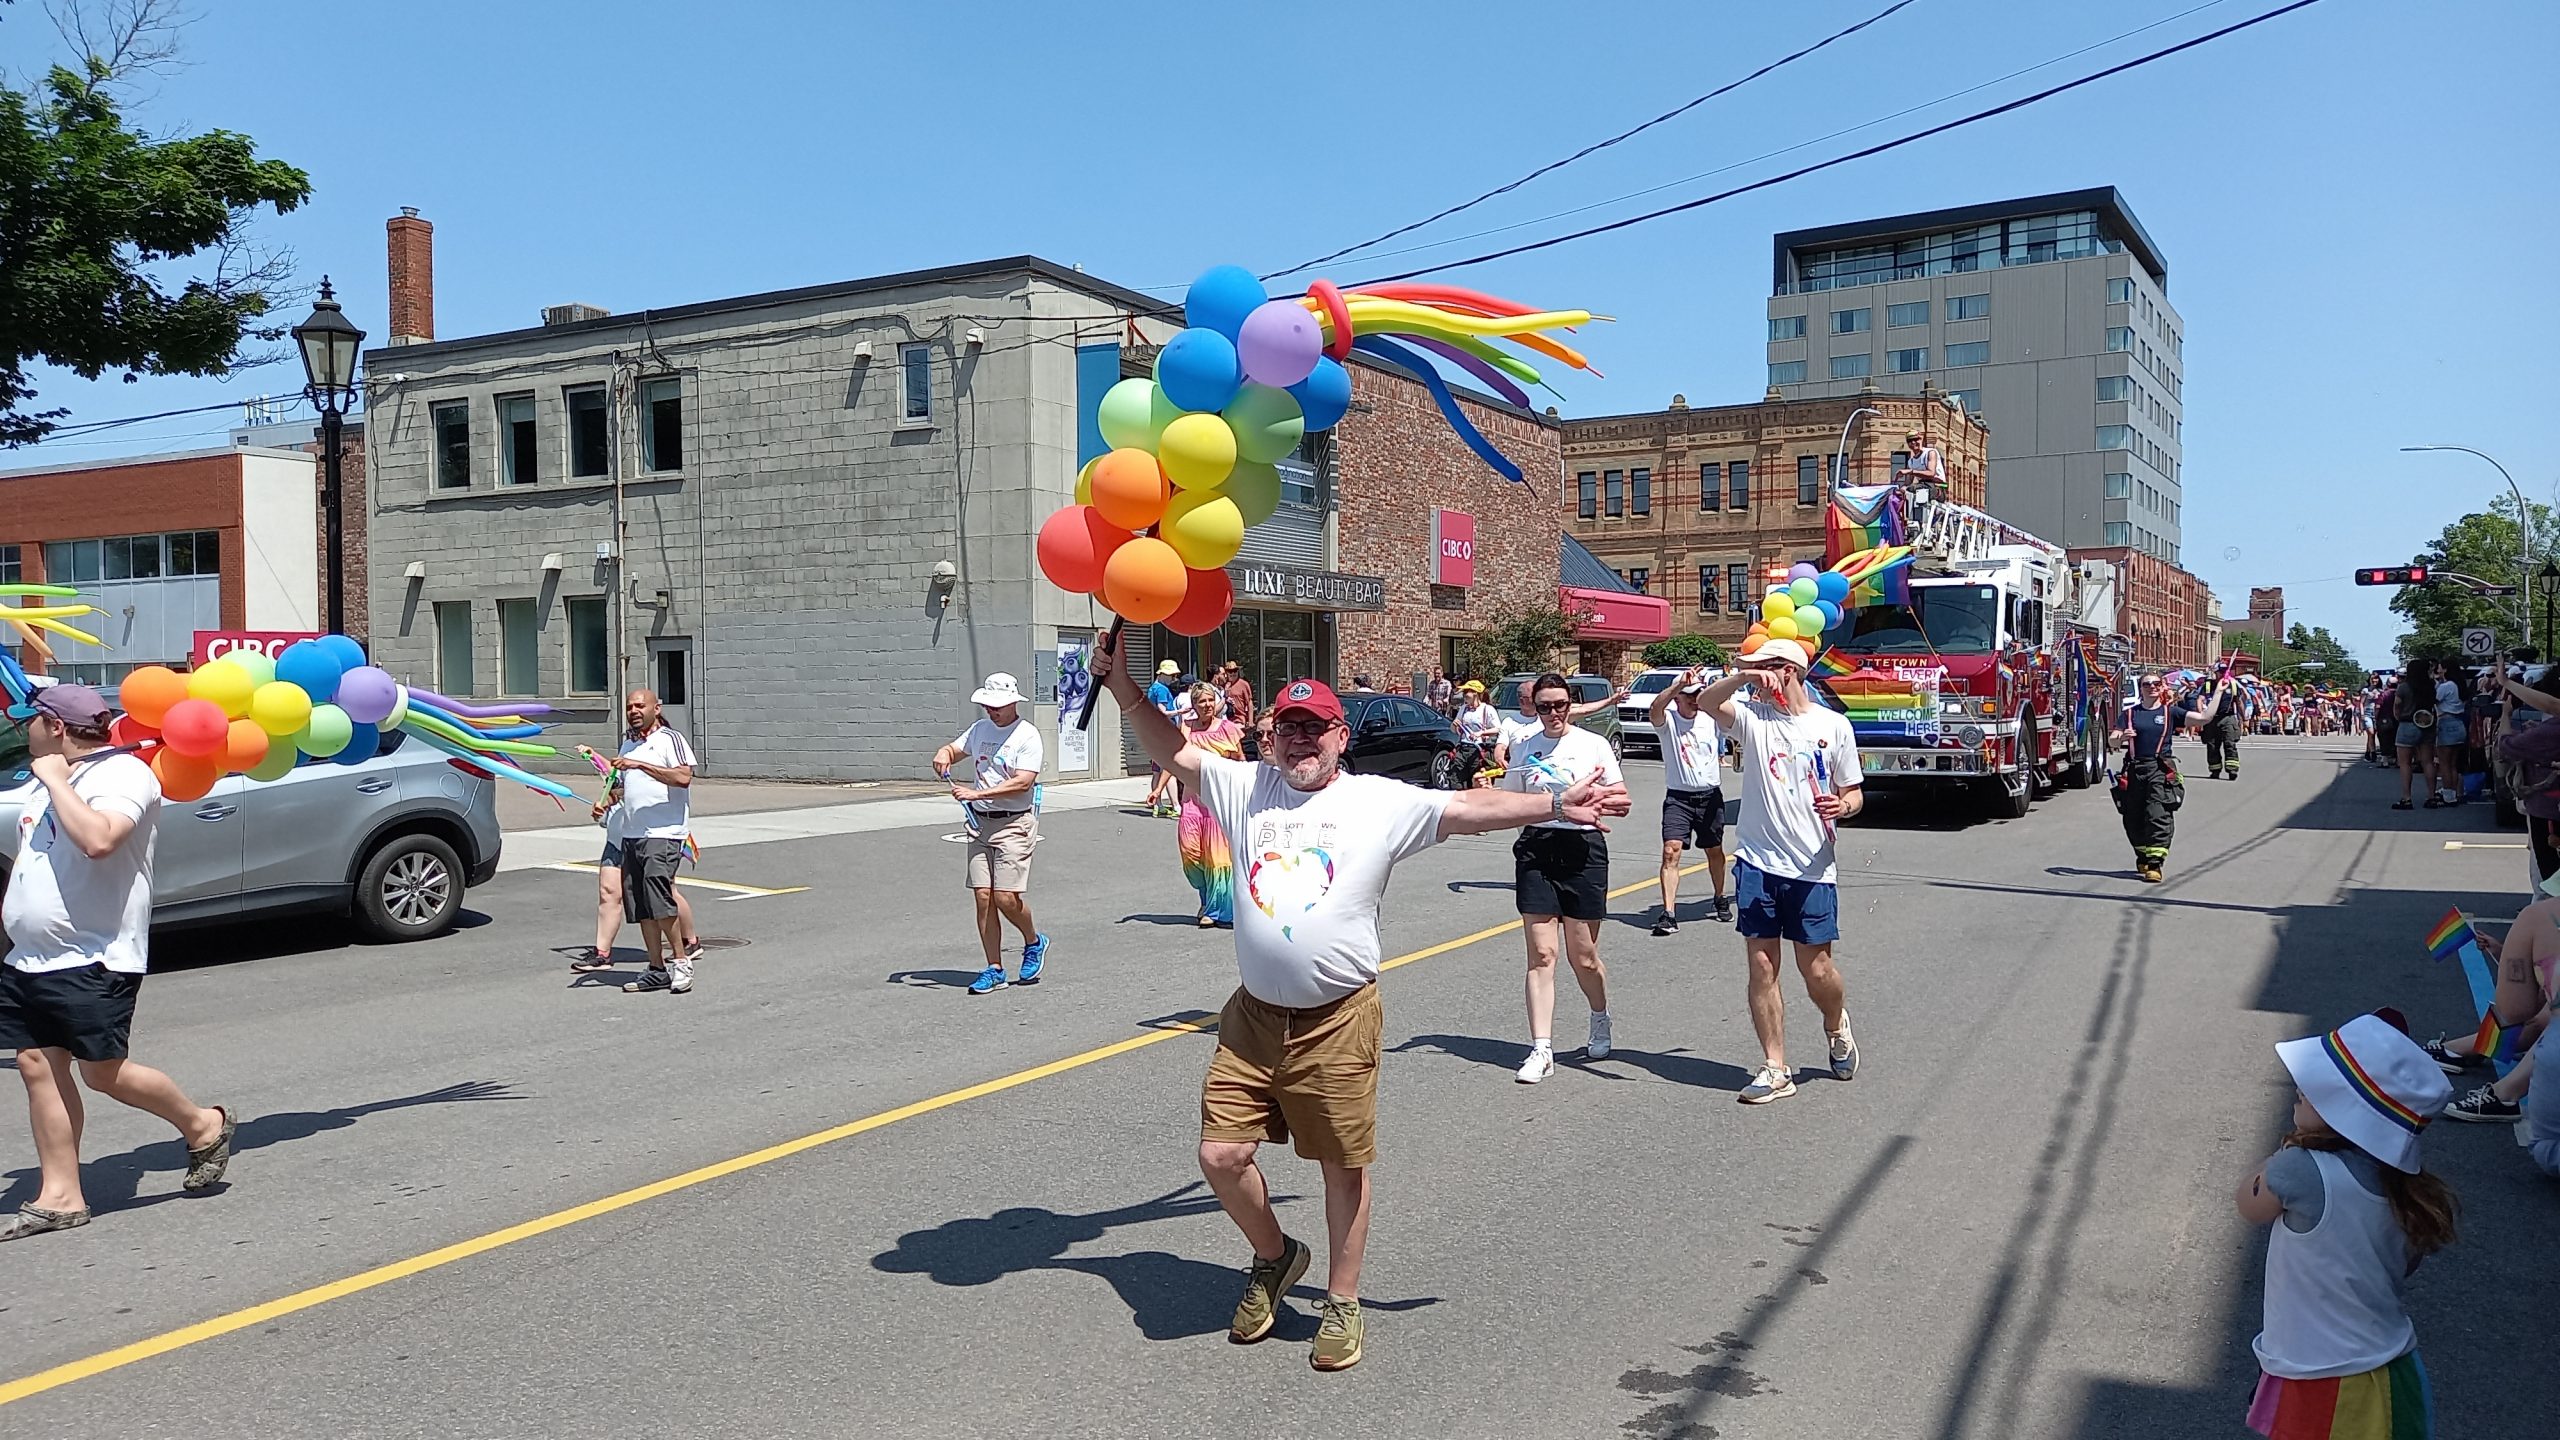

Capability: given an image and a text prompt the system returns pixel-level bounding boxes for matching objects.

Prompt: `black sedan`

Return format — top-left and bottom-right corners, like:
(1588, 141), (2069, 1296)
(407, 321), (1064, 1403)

(1338, 693), (1479, 790)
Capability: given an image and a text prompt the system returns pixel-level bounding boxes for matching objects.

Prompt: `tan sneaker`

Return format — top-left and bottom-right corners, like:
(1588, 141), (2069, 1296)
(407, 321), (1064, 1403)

(1228, 1235), (1310, 1343)
(1311, 1295), (1364, 1371)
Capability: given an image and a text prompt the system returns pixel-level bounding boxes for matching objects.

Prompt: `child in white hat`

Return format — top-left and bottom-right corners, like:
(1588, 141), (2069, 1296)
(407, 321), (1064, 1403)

(2234, 1013), (2456, 1438)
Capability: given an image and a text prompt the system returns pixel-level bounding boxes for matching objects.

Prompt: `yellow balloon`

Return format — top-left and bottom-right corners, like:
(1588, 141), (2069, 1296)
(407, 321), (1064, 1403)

(1767, 615), (1799, 641)
(249, 679), (314, 738)
(185, 659), (257, 720)
(1221, 460), (1281, 525)
(1761, 592), (1795, 622)
(1073, 456), (1098, 506)
(1161, 489), (1245, 570)
(1159, 412), (1238, 491)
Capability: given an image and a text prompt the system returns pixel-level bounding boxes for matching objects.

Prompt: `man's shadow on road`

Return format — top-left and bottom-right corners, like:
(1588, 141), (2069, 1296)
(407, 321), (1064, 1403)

(0, 1079), (523, 1214)
(871, 1181), (1439, 1342)
(1392, 1033), (1751, 1092)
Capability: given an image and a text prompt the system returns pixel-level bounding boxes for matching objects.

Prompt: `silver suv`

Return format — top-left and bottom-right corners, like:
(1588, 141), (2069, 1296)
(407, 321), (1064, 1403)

(0, 729), (502, 944)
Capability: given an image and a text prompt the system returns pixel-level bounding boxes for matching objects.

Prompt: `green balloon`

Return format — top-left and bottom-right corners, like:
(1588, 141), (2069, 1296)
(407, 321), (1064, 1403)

(296, 702), (354, 760)
(1097, 378), (1179, 453)
(1788, 577), (1821, 605)
(245, 743), (298, 781)
(1222, 384), (1305, 465)
(228, 649), (277, 688)
(1222, 461), (1282, 526)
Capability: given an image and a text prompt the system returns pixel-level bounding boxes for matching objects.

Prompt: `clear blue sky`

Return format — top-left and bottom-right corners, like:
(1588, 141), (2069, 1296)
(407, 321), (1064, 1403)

(10, 0), (2555, 665)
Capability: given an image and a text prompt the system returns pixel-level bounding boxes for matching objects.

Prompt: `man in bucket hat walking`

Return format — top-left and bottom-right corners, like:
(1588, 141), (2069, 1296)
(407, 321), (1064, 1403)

(932, 672), (1049, 995)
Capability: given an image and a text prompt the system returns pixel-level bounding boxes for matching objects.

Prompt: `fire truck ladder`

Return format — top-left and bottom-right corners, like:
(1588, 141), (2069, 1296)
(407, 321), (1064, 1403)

(1906, 498), (2053, 567)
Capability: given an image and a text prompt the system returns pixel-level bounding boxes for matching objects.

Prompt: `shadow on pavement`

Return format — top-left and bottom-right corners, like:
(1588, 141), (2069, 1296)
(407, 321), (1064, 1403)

(1115, 913), (1203, 928)
(149, 909), (495, 973)
(886, 968), (989, 989)
(0, 1079), (523, 1214)
(1390, 1032), (1752, 1093)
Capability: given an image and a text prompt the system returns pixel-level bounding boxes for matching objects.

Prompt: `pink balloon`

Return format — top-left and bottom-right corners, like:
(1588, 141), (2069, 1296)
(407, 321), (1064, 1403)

(1236, 300), (1322, 388)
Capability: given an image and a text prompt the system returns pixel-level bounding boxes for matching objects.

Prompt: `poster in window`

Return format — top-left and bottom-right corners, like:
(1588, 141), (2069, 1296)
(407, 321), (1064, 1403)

(1055, 635), (1092, 773)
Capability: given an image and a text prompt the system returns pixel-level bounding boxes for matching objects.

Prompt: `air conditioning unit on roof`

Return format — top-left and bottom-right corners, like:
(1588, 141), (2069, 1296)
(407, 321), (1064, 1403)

(542, 303), (611, 327)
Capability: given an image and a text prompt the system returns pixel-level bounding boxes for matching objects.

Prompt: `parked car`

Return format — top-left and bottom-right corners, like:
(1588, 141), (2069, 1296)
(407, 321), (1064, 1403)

(1339, 693), (1478, 790)
(0, 727), (503, 943)
(1492, 673), (1624, 755)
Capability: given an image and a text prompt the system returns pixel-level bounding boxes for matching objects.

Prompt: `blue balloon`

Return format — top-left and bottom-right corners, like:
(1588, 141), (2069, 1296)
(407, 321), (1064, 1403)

(1287, 355), (1353, 432)
(316, 633), (367, 672)
(274, 640), (345, 704)
(1814, 571), (1851, 605)
(1184, 265), (1266, 343)
(331, 721), (380, 765)
(1814, 599), (1842, 630)
(1155, 328), (1242, 414)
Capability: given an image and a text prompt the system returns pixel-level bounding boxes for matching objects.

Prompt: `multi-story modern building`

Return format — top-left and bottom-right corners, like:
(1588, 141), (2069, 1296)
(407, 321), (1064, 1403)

(1764, 188), (2185, 562)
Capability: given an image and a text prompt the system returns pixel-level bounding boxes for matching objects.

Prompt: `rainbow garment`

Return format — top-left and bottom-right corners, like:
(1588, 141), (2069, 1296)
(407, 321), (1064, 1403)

(1176, 723), (1243, 925)
(2245, 1351), (2432, 1438)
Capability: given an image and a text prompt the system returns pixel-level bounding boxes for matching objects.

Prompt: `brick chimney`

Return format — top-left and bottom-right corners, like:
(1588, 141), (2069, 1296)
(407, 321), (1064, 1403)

(387, 208), (433, 345)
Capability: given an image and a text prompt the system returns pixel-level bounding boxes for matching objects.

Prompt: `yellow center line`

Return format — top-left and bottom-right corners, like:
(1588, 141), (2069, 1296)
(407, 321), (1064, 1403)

(543, 861), (809, 898)
(0, 858), (1715, 1407)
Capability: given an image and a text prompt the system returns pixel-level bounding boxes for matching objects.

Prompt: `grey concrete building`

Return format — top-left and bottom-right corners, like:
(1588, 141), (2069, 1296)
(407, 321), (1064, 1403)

(1763, 188), (2186, 562)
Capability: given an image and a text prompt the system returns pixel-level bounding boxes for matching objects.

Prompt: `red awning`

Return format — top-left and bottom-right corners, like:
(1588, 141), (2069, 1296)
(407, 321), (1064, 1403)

(1561, 585), (1671, 642)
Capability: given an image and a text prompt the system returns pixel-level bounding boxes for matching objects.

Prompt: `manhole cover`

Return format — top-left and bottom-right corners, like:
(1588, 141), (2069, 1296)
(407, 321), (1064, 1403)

(694, 935), (752, 951)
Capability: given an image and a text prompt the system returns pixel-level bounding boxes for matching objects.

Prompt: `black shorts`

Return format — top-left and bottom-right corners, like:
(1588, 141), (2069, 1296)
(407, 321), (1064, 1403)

(620, 837), (684, 922)
(0, 964), (143, 1061)
(1513, 827), (1610, 921)
(1662, 788), (1727, 851)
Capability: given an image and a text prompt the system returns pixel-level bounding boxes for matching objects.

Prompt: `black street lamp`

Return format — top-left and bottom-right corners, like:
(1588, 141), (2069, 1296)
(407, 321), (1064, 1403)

(292, 277), (365, 636)
(2540, 559), (2559, 664)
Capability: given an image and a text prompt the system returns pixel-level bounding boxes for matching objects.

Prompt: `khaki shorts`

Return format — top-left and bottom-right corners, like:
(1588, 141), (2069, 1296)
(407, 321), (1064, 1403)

(966, 809), (1038, 891)
(1200, 982), (1382, 1168)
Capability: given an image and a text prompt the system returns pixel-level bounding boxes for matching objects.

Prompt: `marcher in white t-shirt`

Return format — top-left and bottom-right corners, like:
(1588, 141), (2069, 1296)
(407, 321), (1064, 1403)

(1500, 672), (1626, 1082)
(1490, 679), (1622, 770)
(0, 684), (233, 1239)
(595, 691), (697, 994)
(1649, 666), (1732, 934)
(1700, 640), (1865, 1106)
(1098, 641), (1628, 1372)
(931, 672), (1049, 995)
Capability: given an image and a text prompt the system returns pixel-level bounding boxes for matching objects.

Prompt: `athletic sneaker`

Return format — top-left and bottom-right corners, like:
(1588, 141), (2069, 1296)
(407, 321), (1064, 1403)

(1738, 1064), (1796, 1105)
(1516, 1045), (1556, 1084)
(1017, 933), (1050, 985)
(1229, 1235), (1311, 1343)
(1829, 1024), (1858, 1081)
(1650, 911), (1678, 937)
(966, 964), (1007, 995)
(1712, 894), (1734, 924)
(2421, 1032), (2489, 1075)
(1311, 1296), (1365, 1372)
(568, 948), (615, 973)
(2446, 1085), (2521, 1123)
(622, 968), (672, 994)
(1587, 1012), (1613, 1060)
(669, 959), (694, 995)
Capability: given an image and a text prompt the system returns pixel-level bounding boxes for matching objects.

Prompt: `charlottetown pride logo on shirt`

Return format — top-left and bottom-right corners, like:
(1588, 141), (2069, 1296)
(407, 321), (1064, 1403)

(1245, 816), (1339, 941)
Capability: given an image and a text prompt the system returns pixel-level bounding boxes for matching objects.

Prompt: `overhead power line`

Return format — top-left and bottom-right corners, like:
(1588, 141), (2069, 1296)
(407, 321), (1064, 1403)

(1349, 0), (2328, 287)
(1263, 0), (1925, 281)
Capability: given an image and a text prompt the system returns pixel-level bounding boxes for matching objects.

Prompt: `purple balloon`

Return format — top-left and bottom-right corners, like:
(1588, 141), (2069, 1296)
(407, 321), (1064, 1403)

(1237, 300), (1322, 388)
(335, 665), (400, 726)
(1788, 562), (1821, 582)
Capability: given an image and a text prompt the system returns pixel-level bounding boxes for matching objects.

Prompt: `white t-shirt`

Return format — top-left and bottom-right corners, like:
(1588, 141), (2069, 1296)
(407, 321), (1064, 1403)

(5, 753), (161, 975)
(1500, 725), (1621, 831)
(615, 726), (697, 840)
(954, 717), (1043, 815)
(1455, 701), (1502, 744)
(1193, 755), (1451, 1008)
(1728, 698), (1861, 885)
(1660, 703), (1724, 792)
(1497, 714), (1542, 752)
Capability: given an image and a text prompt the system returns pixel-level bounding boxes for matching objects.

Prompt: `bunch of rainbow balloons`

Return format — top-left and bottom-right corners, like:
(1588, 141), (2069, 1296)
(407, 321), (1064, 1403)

(1738, 545), (1915, 661)
(1036, 264), (1601, 636)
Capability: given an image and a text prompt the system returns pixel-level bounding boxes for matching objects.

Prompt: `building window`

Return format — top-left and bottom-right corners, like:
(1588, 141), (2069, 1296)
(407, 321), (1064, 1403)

(1831, 308), (1870, 335)
(1947, 389), (1980, 413)
(1830, 353), (1870, 380)
(2105, 326), (2133, 353)
(1796, 455), (1823, 506)
(566, 385), (610, 478)
(432, 401), (471, 489)
(497, 394), (537, 485)
(2104, 471), (2132, 499)
(1604, 469), (1624, 518)
(1726, 563), (1749, 613)
(566, 595), (608, 694)
(0, 544), (16, 584)
(1886, 301), (1929, 328)
(1698, 564), (1717, 613)
(1699, 462), (1721, 511)
(2106, 276), (2135, 304)
(641, 376), (683, 472)
(1768, 360), (1806, 386)
(1943, 341), (1989, 367)
(1626, 567), (1649, 593)
(1768, 315), (1805, 341)
(1729, 460), (1749, 509)
(1577, 471), (1597, 520)
(2096, 375), (2132, 403)
(2104, 521), (2131, 546)
(901, 344), (933, 423)
(434, 601), (475, 697)
(498, 598), (539, 696)
(1888, 348), (1927, 373)
(2096, 425), (2134, 452)
(1947, 293), (1989, 321)
(168, 530), (218, 576)
(1631, 467), (1651, 515)
(102, 534), (162, 579)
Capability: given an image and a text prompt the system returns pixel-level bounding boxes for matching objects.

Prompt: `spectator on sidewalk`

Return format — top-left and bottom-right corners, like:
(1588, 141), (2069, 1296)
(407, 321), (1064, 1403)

(1144, 661), (1185, 818)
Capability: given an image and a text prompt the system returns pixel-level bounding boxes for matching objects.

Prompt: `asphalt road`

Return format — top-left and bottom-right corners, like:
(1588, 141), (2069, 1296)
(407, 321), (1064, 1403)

(0, 741), (2551, 1439)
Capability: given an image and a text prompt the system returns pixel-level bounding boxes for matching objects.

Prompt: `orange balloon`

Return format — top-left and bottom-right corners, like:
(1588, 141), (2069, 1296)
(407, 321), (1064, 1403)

(1100, 537), (1188, 625)
(151, 747), (219, 803)
(1035, 504), (1131, 594)
(119, 664), (188, 727)
(1738, 635), (1766, 656)
(1164, 566), (1235, 636)
(1088, 448), (1171, 532)
(221, 718), (271, 773)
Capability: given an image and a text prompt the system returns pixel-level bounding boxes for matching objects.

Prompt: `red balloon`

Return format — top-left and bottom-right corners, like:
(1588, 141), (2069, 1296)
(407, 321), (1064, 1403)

(1035, 505), (1132, 595)
(151, 747), (218, 802)
(1163, 566), (1235, 636)
(109, 715), (160, 749)
(160, 698), (229, 759)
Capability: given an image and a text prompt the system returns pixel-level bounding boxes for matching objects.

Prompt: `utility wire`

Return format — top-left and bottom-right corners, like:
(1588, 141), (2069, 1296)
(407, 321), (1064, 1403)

(1349, 0), (2328, 287)
(1263, 0), (1925, 281)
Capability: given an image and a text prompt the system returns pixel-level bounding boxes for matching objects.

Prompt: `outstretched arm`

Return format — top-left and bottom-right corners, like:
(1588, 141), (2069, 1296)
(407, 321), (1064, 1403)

(1437, 774), (1631, 841)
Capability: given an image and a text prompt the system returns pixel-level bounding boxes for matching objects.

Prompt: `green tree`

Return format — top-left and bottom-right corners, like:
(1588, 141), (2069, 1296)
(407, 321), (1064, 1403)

(2269, 622), (2356, 687)
(2390, 493), (2558, 661)
(0, 3), (312, 445)
(1452, 601), (1587, 683)
(1641, 633), (1726, 668)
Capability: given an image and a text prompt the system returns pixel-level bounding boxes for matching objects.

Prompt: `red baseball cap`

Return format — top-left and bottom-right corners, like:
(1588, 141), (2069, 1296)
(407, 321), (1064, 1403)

(1270, 678), (1345, 724)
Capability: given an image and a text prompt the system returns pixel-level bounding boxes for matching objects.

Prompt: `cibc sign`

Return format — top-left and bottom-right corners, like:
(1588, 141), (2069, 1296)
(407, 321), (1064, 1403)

(191, 630), (322, 666)
(1431, 508), (1476, 587)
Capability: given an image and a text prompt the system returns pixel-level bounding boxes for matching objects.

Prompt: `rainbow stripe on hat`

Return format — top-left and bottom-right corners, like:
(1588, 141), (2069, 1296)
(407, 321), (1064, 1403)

(2322, 1030), (2429, 1134)
(2424, 908), (2475, 961)
(2471, 1009), (2528, 1065)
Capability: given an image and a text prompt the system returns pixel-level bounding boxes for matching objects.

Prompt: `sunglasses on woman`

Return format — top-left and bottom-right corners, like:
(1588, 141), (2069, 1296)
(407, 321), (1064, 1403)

(1534, 700), (1574, 714)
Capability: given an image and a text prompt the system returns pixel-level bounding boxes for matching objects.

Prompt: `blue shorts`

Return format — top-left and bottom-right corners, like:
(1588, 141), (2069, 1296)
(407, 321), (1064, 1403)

(1734, 860), (1839, 945)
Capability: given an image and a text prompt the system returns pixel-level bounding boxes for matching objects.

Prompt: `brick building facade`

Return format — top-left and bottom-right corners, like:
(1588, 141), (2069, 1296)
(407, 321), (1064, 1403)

(2067, 544), (2211, 667)
(1560, 386), (1989, 651)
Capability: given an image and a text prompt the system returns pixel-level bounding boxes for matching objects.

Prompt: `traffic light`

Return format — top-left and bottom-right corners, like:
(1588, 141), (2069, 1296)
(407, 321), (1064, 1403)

(2355, 565), (2431, 586)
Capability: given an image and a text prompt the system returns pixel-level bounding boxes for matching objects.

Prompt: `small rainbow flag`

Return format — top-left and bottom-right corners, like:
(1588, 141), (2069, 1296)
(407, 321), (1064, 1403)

(2471, 1008), (2528, 1064)
(2424, 908), (2475, 962)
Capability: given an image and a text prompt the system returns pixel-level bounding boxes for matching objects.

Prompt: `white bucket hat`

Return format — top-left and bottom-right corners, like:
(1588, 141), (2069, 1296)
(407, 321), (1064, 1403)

(970, 672), (1024, 709)
(2274, 1013), (2451, 1173)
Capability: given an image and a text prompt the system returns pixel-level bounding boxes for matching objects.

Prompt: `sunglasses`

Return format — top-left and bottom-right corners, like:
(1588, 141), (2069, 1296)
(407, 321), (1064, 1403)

(1272, 718), (1336, 739)
(1533, 700), (1574, 714)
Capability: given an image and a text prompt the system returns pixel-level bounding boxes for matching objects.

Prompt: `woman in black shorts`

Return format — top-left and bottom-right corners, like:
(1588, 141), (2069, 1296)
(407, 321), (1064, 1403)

(1502, 673), (1625, 1082)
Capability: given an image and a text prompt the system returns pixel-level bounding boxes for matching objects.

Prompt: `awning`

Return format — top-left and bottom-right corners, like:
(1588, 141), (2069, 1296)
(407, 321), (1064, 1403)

(1561, 585), (1670, 642)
